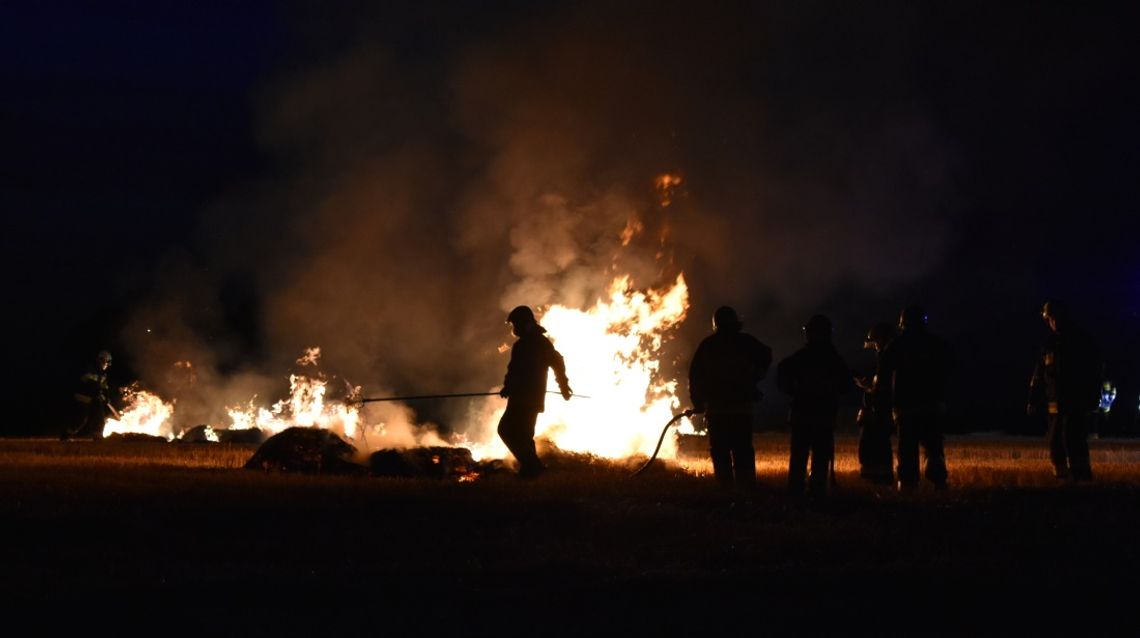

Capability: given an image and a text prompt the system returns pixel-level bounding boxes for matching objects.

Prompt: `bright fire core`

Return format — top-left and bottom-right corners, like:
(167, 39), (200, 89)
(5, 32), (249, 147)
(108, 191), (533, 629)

(465, 274), (692, 461)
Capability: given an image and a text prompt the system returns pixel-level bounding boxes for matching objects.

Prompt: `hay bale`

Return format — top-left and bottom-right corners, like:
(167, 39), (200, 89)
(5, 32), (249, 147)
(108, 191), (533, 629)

(244, 427), (365, 475)
(369, 446), (476, 479)
(103, 432), (168, 443)
(177, 424), (214, 443)
(218, 428), (266, 445)
(177, 425), (266, 445)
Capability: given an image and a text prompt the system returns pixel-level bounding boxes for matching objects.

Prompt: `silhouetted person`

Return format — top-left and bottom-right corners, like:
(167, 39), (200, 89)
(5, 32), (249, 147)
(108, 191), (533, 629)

(876, 305), (953, 491)
(854, 321), (896, 485)
(776, 315), (854, 497)
(688, 306), (773, 492)
(1027, 300), (1102, 483)
(62, 350), (117, 441)
(499, 305), (572, 479)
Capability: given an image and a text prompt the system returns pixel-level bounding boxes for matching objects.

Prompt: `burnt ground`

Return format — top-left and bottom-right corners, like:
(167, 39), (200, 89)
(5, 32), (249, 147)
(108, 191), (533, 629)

(1, 437), (1138, 635)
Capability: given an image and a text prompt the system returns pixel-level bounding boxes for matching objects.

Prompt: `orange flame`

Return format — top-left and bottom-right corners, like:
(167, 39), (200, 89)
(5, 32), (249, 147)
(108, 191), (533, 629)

(103, 383), (176, 440)
(465, 273), (692, 461)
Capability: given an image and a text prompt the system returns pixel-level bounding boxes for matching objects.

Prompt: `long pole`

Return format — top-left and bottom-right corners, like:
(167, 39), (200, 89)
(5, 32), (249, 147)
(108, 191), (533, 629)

(359, 390), (590, 403)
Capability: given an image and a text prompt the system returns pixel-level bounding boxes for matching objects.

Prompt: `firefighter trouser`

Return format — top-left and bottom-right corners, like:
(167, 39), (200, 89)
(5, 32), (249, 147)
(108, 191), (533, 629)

(788, 415), (835, 494)
(497, 402), (544, 475)
(1047, 412), (1092, 481)
(895, 410), (947, 487)
(65, 401), (106, 440)
(706, 412), (755, 491)
(857, 411), (894, 483)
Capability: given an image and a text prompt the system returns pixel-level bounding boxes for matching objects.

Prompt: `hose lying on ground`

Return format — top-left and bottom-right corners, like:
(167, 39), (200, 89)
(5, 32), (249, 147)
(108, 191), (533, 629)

(630, 409), (694, 478)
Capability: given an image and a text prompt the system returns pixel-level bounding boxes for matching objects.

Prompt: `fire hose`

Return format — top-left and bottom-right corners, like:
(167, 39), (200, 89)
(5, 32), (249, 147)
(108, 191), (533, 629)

(630, 409), (694, 478)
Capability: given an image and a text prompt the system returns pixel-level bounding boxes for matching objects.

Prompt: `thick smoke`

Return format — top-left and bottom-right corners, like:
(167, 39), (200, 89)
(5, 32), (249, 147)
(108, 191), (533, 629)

(122, 1), (958, 436)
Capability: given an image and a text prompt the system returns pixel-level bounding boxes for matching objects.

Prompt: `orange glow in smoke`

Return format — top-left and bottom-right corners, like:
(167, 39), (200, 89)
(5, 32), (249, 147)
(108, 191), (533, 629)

(654, 173), (683, 207)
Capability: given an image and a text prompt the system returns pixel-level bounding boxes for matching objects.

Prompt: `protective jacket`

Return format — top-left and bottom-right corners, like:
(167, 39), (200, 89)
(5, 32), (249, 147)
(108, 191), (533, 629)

(1029, 327), (1102, 415)
(74, 365), (111, 410)
(877, 327), (953, 415)
(502, 327), (569, 413)
(688, 329), (773, 415)
(776, 341), (853, 421)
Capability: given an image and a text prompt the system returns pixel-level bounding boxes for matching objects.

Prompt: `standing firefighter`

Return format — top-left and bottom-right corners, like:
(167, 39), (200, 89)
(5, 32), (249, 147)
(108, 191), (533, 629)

(688, 306), (773, 492)
(877, 305), (954, 491)
(854, 321), (897, 485)
(1028, 300), (1102, 483)
(499, 305), (573, 479)
(776, 315), (854, 497)
(62, 350), (117, 441)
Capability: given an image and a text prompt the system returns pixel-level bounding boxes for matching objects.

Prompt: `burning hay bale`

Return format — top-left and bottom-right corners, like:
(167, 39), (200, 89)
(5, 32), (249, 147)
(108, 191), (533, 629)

(217, 428), (267, 445)
(177, 425), (268, 445)
(243, 426), (366, 475)
(177, 425), (215, 443)
(369, 446), (479, 480)
(103, 432), (168, 443)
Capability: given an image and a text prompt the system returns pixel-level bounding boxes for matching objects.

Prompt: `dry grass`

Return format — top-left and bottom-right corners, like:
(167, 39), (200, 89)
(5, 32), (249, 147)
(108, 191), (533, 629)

(2, 434), (1139, 634)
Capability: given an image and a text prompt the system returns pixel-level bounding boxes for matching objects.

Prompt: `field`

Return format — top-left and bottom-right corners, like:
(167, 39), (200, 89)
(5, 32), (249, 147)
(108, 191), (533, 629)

(2, 434), (1139, 635)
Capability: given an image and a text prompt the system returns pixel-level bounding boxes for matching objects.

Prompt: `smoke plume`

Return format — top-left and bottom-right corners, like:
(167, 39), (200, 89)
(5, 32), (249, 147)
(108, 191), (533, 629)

(122, 1), (959, 435)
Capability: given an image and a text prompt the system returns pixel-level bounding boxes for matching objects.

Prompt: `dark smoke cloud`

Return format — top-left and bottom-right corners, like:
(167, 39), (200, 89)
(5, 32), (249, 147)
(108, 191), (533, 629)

(123, 1), (960, 433)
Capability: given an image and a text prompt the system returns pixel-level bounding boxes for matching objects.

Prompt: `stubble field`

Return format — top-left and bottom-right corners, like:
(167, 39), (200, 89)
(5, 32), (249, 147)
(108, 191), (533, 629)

(2, 434), (1138, 635)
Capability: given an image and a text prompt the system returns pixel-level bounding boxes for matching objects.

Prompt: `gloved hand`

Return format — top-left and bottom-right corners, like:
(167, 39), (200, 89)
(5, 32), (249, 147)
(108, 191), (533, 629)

(560, 384), (573, 401)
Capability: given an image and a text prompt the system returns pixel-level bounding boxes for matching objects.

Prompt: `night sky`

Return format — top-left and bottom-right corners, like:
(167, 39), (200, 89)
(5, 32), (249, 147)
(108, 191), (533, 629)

(3, 1), (1137, 436)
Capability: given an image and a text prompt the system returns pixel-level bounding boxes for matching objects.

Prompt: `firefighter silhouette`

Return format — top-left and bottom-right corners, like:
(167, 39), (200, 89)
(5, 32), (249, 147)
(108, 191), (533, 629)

(498, 306), (572, 479)
(1028, 300), (1103, 483)
(688, 306), (773, 492)
(62, 350), (117, 441)
(854, 321), (897, 485)
(876, 305), (953, 491)
(776, 315), (854, 497)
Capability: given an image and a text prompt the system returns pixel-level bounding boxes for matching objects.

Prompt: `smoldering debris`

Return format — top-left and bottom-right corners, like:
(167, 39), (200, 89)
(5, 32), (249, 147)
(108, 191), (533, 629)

(179, 424), (268, 445)
(369, 446), (489, 480)
(244, 426), (367, 475)
(242, 426), (494, 479)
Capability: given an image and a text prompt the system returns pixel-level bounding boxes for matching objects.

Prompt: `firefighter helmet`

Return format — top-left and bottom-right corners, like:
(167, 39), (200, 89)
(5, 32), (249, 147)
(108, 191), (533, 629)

(1041, 299), (1067, 322)
(864, 322), (895, 346)
(712, 306), (742, 332)
(506, 305), (537, 326)
(803, 314), (832, 342)
(899, 305), (928, 330)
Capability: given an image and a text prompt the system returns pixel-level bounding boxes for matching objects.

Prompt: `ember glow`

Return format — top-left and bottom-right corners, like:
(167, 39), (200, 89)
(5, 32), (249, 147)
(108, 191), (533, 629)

(654, 173), (683, 207)
(465, 273), (693, 461)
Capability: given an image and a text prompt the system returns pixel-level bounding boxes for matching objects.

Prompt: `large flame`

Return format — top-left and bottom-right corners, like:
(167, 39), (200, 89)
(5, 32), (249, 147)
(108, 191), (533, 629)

(225, 348), (360, 439)
(464, 273), (692, 461)
(98, 274), (696, 469)
(103, 383), (176, 440)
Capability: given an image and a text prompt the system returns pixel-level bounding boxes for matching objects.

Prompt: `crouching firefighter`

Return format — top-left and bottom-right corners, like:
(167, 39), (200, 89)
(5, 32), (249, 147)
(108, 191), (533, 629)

(63, 350), (117, 441)
(498, 306), (573, 479)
